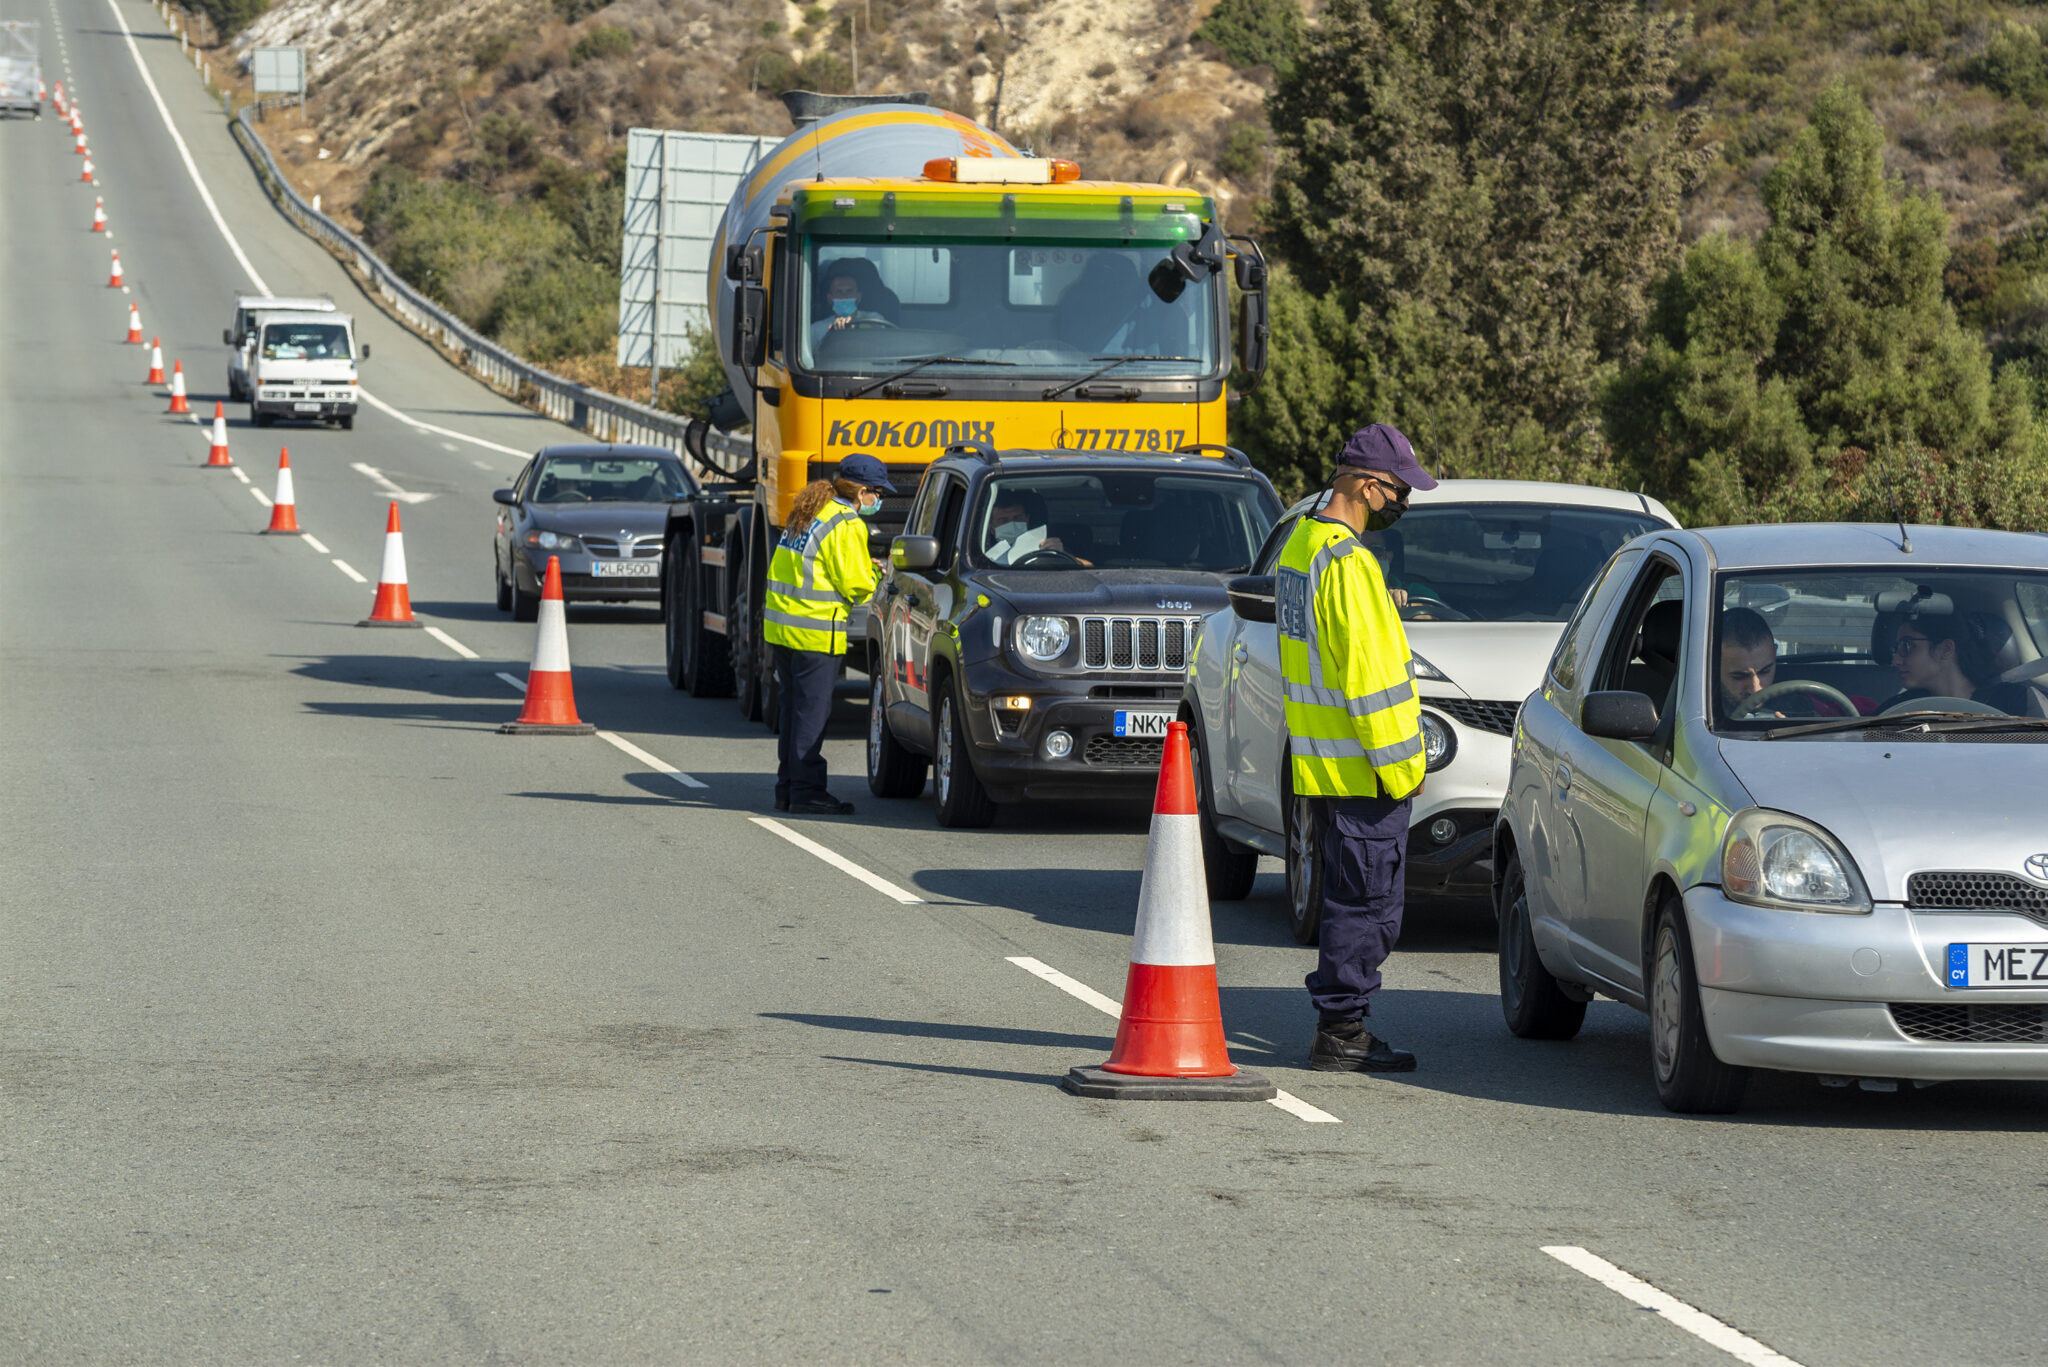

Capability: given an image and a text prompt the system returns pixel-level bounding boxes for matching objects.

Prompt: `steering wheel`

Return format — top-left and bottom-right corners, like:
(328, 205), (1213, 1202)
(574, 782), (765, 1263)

(1879, 694), (2005, 717)
(1400, 595), (1470, 622)
(1012, 548), (1083, 568)
(843, 317), (896, 329)
(1730, 679), (1859, 718)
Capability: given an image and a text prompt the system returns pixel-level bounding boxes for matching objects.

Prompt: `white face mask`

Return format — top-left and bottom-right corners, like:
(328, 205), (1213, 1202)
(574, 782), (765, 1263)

(993, 520), (1029, 544)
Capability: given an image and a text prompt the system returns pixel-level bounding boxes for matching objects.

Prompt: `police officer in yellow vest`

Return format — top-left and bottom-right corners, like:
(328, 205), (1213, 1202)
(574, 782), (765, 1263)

(766, 453), (891, 815)
(1278, 423), (1435, 1072)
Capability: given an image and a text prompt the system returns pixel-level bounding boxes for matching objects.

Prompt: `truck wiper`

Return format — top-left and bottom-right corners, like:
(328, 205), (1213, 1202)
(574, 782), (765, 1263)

(1762, 712), (2048, 739)
(849, 355), (1014, 400)
(1042, 356), (1199, 401)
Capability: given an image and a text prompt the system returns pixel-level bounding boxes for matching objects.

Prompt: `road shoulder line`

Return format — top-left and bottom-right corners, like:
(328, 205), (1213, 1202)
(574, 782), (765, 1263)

(597, 730), (709, 790)
(750, 817), (924, 904)
(1541, 1246), (1805, 1367)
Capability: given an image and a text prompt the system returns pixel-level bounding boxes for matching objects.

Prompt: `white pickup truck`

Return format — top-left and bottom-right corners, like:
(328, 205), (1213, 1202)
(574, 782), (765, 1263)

(225, 294), (335, 400)
(236, 308), (369, 430)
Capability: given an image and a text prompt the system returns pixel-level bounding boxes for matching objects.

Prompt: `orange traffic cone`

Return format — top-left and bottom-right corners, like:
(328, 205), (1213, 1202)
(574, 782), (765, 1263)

(74, 128), (86, 154)
(500, 557), (595, 734)
(357, 502), (422, 628)
(52, 81), (64, 114)
(1062, 721), (1276, 1101)
(125, 303), (142, 344)
(167, 360), (190, 413)
(146, 338), (164, 384)
(204, 401), (232, 467)
(81, 157), (94, 184)
(262, 448), (301, 534)
(91, 199), (106, 232)
(107, 250), (122, 288)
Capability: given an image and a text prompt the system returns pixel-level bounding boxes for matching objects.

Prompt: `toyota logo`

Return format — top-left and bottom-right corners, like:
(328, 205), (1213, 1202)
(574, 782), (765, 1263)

(2027, 853), (2048, 885)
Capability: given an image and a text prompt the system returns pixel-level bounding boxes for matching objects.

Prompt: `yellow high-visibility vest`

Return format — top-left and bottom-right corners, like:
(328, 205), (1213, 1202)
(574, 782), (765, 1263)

(763, 499), (877, 655)
(1277, 514), (1426, 798)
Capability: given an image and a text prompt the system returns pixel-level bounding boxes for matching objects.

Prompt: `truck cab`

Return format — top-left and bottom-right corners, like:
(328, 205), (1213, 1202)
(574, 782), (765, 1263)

(241, 309), (367, 430)
(225, 295), (337, 401)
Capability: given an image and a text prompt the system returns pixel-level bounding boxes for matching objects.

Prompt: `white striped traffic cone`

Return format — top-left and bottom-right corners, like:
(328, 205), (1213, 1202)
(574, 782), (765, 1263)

(74, 127), (86, 154)
(357, 502), (422, 627)
(91, 198), (106, 232)
(146, 337), (164, 384)
(204, 401), (232, 467)
(262, 448), (300, 534)
(125, 303), (142, 344)
(167, 360), (190, 413)
(107, 250), (122, 288)
(500, 557), (594, 734)
(1063, 721), (1275, 1100)
(81, 157), (94, 184)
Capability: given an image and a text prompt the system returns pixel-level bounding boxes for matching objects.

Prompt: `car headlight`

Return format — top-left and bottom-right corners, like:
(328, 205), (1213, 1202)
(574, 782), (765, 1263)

(1016, 615), (1071, 662)
(1411, 652), (1452, 684)
(1719, 808), (1871, 914)
(526, 530), (584, 554)
(1419, 711), (1456, 772)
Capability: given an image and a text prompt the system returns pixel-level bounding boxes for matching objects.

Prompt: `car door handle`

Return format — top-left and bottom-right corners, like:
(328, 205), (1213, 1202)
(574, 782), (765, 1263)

(884, 583), (899, 597)
(904, 594), (923, 609)
(1556, 763), (1572, 792)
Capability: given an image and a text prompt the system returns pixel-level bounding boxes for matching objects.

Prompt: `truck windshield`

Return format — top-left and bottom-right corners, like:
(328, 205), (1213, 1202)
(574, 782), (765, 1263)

(261, 323), (351, 360)
(797, 237), (1223, 377)
(969, 472), (1277, 572)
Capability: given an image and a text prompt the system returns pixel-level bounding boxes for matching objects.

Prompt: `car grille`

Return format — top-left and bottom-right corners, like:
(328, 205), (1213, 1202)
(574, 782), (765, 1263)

(1083, 735), (1164, 768)
(1432, 698), (1521, 736)
(1079, 616), (1201, 672)
(580, 537), (661, 559)
(1890, 1002), (2048, 1044)
(1907, 872), (2048, 920)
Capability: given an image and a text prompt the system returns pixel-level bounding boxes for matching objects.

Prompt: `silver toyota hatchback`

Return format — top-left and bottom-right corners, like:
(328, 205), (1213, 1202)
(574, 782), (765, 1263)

(1494, 523), (2048, 1112)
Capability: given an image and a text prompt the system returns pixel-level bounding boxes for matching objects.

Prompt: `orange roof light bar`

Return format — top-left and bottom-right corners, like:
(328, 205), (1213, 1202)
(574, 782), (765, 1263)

(922, 157), (1082, 185)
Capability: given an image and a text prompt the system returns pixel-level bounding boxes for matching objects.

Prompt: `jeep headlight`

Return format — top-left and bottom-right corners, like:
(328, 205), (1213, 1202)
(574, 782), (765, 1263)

(1016, 615), (1071, 662)
(1720, 808), (1870, 913)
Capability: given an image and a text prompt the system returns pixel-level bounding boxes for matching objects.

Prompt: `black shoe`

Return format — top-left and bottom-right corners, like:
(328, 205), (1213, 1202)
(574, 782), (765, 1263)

(1310, 1024), (1417, 1072)
(773, 796), (790, 812)
(787, 796), (855, 816)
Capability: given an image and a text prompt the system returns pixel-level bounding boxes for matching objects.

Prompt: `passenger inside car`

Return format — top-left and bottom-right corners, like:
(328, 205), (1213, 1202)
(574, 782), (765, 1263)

(1884, 611), (2032, 714)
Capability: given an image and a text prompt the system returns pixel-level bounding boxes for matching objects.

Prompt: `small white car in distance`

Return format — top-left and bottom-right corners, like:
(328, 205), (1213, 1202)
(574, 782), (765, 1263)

(1182, 479), (1679, 942)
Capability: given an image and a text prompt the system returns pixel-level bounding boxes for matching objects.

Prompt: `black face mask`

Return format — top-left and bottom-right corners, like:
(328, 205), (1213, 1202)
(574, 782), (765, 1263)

(1365, 496), (1409, 531)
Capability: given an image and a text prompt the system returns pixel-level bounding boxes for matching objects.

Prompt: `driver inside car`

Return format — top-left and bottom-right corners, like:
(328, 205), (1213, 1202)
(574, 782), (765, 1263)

(1718, 607), (1868, 719)
(984, 493), (1092, 567)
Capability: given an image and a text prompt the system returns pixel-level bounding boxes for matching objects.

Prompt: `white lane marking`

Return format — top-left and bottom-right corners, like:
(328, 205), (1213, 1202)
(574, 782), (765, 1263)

(229, 465), (250, 484)
(422, 625), (477, 660)
(349, 462), (432, 504)
(441, 442), (459, 452)
(750, 817), (924, 904)
(597, 730), (709, 791)
(1542, 1247), (1806, 1367)
(356, 390), (528, 459)
(495, 671), (526, 692)
(472, 460), (493, 470)
(331, 559), (367, 583)
(1004, 955), (1342, 1124)
(250, 487), (272, 507)
(300, 533), (330, 553)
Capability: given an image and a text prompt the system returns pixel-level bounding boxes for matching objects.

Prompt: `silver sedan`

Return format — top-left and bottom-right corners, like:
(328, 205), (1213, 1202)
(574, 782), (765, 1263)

(1495, 523), (2048, 1111)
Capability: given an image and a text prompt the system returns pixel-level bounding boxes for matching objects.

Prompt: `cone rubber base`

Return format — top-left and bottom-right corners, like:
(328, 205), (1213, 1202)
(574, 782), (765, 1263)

(1061, 1066), (1276, 1102)
(356, 618), (424, 629)
(497, 721), (596, 735)
(260, 528), (302, 535)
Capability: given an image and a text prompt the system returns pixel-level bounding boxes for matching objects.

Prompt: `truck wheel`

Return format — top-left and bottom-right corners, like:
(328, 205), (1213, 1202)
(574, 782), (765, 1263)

(1283, 776), (1323, 945)
(670, 535), (734, 697)
(338, 414), (354, 431)
(933, 682), (995, 828)
(733, 589), (766, 722)
(1187, 717), (1258, 901)
(1498, 851), (1587, 1040)
(1649, 894), (1750, 1114)
(510, 567), (539, 623)
(867, 663), (927, 798)
(253, 408), (274, 428)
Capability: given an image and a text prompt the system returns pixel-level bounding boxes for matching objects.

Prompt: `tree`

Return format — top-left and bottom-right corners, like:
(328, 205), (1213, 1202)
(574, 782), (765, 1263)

(1194, 0), (1304, 76)
(1242, 0), (1703, 485)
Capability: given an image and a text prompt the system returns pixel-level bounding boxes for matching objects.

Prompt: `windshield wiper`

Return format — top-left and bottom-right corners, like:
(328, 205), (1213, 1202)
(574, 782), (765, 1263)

(1762, 712), (2048, 740)
(1042, 355), (1200, 401)
(849, 355), (1015, 400)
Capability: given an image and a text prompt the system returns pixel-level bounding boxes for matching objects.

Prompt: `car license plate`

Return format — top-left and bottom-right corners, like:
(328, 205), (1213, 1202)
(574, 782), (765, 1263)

(1113, 709), (1172, 738)
(293, 401), (321, 412)
(1946, 942), (2048, 987)
(591, 560), (657, 577)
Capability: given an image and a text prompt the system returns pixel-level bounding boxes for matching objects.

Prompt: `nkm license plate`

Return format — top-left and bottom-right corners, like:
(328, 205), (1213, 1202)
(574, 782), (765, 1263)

(591, 560), (658, 577)
(1113, 709), (1173, 738)
(1947, 942), (2048, 987)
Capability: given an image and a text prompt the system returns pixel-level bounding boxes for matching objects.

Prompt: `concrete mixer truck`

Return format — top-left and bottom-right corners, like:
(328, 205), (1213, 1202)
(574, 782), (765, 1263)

(662, 93), (1271, 726)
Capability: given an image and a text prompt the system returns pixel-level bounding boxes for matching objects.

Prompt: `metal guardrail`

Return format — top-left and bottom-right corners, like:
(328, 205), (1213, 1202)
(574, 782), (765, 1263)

(228, 100), (751, 475)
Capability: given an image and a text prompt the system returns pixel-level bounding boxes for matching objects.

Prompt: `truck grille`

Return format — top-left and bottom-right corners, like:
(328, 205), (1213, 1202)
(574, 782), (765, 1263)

(1083, 735), (1164, 768)
(1432, 698), (1521, 737)
(1907, 872), (2048, 920)
(1078, 616), (1201, 672)
(1890, 1002), (2048, 1043)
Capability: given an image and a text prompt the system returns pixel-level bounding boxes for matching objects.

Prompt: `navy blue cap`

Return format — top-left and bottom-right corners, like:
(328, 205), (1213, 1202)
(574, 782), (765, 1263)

(835, 452), (897, 493)
(1336, 423), (1437, 491)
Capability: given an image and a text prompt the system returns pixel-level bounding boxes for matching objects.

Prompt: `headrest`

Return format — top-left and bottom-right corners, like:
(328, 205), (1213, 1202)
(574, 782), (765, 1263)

(1640, 598), (1684, 666)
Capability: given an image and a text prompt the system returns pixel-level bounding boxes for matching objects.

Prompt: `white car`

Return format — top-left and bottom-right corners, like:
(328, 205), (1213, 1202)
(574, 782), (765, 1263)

(1182, 479), (1679, 941)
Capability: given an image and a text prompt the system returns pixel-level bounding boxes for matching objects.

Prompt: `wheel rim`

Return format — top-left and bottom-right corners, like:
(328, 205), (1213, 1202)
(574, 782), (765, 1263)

(1502, 888), (1530, 1006)
(1652, 923), (1682, 1083)
(868, 673), (884, 776)
(936, 698), (954, 804)
(1288, 794), (1314, 917)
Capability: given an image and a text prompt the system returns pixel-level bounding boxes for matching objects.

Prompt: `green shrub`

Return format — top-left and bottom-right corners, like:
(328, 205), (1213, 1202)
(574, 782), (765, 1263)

(1217, 121), (1268, 181)
(473, 32), (515, 72)
(571, 24), (634, 66)
(797, 53), (851, 93)
(475, 112), (541, 176)
(1966, 20), (2048, 104)
(551, 0), (606, 20)
(189, 0), (269, 36)
(1194, 0), (1303, 75)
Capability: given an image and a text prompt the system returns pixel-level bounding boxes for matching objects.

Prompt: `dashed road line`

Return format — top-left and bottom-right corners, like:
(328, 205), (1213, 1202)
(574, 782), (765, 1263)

(1542, 1247), (1805, 1367)
(229, 465), (249, 484)
(1005, 955), (1342, 1124)
(250, 487), (271, 507)
(331, 559), (367, 583)
(349, 462), (432, 504)
(597, 730), (709, 790)
(299, 533), (330, 554)
(750, 817), (924, 904)
(422, 625), (477, 659)
(495, 671), (526, 692)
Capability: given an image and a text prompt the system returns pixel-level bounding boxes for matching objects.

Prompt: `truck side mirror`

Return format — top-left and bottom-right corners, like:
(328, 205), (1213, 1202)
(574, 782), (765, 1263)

(1580, 691), (1660, 741)
(891, 535), (939, 571)
(358, 343), (370, 360)
(1237, 286), (1268, 379)
(223, 328), (235, 345)
(733, 282), (768, 369)
(1227, 574), (1276, 624)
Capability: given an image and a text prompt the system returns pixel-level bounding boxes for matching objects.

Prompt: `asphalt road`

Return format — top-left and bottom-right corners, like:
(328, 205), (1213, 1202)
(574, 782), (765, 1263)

(6, 2), (2048, 1363)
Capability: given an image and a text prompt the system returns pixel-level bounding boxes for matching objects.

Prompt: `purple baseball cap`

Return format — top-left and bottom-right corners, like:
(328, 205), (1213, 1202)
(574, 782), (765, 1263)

(1336, 423), (1437, 491)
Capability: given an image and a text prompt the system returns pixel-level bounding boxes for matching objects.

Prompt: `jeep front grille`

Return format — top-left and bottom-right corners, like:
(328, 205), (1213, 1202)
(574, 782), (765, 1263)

(1078, 616), (1201, 672)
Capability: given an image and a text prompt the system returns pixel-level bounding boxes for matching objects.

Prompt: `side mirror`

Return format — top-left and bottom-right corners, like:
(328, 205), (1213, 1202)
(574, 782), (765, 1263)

(891, 535), (939, 571)
(732, 282), (768, 369)
(1237, 284), (1268, 378)
(223, 328), (235, 345)
(724, 242), (748, 282)
(1227, 574), (1276, 624)
(492, 487), (519, 506)
(1580, 690), (1660, 741)
(1148, 222), (1228, 303)
(358, 343), (370, 360)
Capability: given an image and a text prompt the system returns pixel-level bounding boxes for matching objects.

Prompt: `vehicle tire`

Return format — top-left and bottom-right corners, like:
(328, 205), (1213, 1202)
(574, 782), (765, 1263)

(933, 681), (996, 828)
(510, 567), (539, 623)
(252, 407), (274, 428)
(1283, 773), (1323, 945)
(1648, 894), (1750, 1114)
(1498, 851), (1587, 1040)
(338, 414), (354, 431)
(1186, 715), (1257, 901)
(494, 556), (512, 612)
(733, 588), (766, 723)
(669, 534), (734, 697)
(867, 663), (927, 798)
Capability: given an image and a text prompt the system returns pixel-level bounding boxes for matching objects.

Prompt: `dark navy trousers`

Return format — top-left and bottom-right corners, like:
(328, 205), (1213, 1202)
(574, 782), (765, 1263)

(1305, 794), (1412, 1022)
(774, 646), (839, 804)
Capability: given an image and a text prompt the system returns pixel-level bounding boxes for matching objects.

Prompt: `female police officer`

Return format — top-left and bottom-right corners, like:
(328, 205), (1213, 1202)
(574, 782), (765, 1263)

(766, 453), (892, 815)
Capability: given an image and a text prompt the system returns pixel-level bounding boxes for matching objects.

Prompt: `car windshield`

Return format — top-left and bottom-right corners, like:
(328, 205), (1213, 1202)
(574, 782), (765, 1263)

(797, 236), (1223, 378)
(1711, 568), (2048, 733)
(967, 471), (1277, 572)
(531, 457), (689, 504)
(260, 323), (350, 360)
(1355, 502), (1667, 622)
